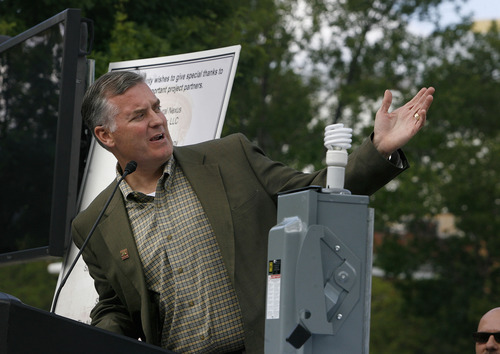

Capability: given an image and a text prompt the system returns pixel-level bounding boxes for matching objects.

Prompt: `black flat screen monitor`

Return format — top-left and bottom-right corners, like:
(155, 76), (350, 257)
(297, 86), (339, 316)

(0, 9), (92, 264)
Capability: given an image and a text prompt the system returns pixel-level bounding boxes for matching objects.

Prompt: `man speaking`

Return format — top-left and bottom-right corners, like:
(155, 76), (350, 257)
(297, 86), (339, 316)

(72, 70), (434, 353)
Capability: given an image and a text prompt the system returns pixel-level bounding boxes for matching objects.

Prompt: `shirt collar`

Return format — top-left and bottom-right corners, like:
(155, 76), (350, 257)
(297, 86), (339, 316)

(116, 157), (176, 201)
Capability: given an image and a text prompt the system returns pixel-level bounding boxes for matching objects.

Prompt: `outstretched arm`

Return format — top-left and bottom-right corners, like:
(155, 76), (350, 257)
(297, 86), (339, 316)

(373, 87), (435, 158)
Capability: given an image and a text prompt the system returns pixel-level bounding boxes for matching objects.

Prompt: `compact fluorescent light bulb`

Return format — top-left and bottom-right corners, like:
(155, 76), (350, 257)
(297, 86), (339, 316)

(323, 123), (352, 191)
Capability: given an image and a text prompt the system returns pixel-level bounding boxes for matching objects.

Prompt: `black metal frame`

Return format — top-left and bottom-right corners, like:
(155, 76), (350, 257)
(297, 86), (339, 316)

(0, 9), (92, 264)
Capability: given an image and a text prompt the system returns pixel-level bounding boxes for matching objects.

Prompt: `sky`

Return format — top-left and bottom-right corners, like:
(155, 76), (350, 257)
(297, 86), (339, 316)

(446, 0), (500, 21)
(410, 0), (500, 35)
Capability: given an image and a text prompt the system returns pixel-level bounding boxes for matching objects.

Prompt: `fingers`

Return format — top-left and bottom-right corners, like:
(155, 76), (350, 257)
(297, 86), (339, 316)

(414, 88), (434, 123)
(406, 87), (434, 125)
(404, 87), (426, 108)
(423, 89), (434, 111)
(387, 87), (435, 113)
(415, 87), (435, 109)
(379, 89), (393, 114)
(413, 109), (427, 127)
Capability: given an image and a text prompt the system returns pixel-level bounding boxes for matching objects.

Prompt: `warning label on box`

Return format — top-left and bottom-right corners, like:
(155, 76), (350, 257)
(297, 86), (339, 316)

(266, 259), (281, 319)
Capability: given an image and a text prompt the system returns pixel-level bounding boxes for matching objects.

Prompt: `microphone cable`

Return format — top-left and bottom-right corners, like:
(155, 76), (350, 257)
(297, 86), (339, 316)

(50, 161), (137, 313)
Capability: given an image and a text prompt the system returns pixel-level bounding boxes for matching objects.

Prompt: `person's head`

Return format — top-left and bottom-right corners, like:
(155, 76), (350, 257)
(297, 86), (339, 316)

(474, 307), (500, 353)
(81, 71), (173, 172)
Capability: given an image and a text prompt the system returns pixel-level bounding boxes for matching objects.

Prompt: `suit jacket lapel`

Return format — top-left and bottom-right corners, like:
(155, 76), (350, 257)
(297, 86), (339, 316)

(174, 147), (236, 283)
(98, 187), (146, 302)
(92, 183), (159, 343)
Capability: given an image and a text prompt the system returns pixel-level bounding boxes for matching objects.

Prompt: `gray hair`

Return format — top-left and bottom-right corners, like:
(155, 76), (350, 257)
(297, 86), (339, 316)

(81, 71), (146, 148)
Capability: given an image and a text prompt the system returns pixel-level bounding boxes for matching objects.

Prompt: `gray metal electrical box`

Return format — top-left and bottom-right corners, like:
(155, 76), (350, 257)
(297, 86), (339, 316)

(265, 186), (374, 353)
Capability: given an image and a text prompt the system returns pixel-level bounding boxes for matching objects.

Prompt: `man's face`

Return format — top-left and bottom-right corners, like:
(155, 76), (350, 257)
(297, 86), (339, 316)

(476, 309), (500, 354)
(98, 82), (173, 172)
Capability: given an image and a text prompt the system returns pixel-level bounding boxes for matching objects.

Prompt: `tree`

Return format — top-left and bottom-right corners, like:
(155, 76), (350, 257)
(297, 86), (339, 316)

(295, 0), (442, 128)
(2, 0), (326, 170)
(284, 1), (499, 352)
(373, 21), (500, 353)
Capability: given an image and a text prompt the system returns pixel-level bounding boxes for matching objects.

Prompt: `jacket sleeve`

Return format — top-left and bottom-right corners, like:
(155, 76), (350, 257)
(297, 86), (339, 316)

(344, 133), (408, 195)
(232, 132), (407, 198)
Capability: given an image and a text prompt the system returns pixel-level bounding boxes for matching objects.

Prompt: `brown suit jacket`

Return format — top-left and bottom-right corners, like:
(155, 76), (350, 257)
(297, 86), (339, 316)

(72, 133), (407, 353)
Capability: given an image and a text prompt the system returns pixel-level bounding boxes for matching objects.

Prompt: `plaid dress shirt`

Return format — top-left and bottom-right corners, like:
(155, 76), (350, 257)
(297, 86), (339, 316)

(118, 158), (245, 353)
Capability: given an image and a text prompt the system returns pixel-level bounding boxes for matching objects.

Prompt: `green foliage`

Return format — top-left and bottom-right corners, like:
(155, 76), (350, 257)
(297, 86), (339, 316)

(0, 260), (59, 311)
(371, 33), (500, 345)
(302, 0), (431, 129)
(370, 276), (431, 354)
(0, 20), (17, 37)
(91, 9), (172, 75)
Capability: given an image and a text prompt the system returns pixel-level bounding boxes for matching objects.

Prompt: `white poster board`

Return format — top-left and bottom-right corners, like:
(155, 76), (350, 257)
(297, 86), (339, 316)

(53, 45), (241, 323)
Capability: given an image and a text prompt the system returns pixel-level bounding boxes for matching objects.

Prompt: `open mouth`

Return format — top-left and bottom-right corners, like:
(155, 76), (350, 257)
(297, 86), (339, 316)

(150, 133), (164, 141)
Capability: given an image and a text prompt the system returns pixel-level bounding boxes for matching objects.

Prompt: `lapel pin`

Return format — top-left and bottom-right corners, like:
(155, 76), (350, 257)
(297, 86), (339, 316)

(120, 248), (129, 261)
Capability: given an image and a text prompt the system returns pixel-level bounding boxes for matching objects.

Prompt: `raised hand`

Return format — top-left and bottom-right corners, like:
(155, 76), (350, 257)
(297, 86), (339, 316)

(373, 87), (435, 158)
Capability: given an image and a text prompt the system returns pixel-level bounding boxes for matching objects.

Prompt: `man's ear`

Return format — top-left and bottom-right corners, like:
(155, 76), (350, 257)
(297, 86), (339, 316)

(94, 126), (115, 149)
